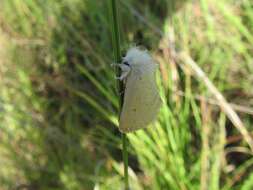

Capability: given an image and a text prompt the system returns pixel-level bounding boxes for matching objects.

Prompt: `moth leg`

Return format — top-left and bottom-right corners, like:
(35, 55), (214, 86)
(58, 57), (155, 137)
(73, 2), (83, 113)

(110, 62), (120, 67)
(114, 63), (131, 81)
(116, 71), (129, 81)
(119, 90), (125, 95)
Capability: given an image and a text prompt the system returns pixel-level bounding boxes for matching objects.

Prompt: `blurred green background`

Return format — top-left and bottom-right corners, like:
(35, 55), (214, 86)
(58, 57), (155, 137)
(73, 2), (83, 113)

(0, 0), (253, 189)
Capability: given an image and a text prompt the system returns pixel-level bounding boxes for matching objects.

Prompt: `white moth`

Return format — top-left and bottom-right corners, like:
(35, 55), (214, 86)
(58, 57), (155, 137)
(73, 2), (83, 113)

(116, 47), (162, 133)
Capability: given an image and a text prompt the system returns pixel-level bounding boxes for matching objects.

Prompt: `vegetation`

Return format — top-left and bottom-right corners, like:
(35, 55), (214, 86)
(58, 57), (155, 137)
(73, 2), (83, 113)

(0, 0), (253, 189)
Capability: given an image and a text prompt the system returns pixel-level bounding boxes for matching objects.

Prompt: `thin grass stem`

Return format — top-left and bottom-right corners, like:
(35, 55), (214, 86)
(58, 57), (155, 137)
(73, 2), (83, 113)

(109, 0), (129, 189)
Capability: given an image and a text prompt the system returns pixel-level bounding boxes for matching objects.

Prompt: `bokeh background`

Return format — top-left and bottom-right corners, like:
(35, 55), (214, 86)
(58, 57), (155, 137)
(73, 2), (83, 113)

(0, 0), (253, 189)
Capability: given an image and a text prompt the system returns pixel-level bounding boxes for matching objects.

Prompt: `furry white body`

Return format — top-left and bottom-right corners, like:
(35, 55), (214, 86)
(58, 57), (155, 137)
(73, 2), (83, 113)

(117, 47), (162, 133)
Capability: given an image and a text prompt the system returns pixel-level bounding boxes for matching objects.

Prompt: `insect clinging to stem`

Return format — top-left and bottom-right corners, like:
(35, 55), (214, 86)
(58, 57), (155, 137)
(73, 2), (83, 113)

(114, 47), (162, 133)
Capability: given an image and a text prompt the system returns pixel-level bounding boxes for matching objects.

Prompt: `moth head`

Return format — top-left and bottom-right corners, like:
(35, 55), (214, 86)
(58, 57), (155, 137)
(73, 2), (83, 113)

(123, 47), (153, 66)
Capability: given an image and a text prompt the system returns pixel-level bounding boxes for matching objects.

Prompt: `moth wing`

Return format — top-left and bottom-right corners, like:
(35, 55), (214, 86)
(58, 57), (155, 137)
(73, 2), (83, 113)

(119, 64), (162, 133)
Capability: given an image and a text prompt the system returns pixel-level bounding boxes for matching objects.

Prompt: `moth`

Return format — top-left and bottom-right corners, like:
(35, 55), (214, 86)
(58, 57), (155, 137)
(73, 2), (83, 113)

(115, 47), (162, 133)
